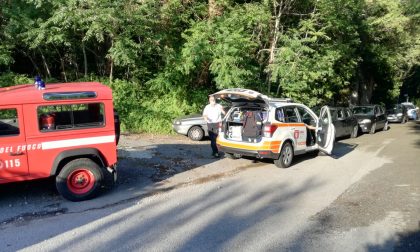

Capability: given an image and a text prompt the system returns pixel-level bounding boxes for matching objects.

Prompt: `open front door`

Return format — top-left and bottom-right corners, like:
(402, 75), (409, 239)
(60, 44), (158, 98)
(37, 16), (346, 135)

(316, 106), (335, 155)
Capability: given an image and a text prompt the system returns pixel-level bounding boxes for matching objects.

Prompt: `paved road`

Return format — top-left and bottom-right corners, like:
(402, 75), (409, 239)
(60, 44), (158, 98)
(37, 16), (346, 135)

(0, 122), (419, 251)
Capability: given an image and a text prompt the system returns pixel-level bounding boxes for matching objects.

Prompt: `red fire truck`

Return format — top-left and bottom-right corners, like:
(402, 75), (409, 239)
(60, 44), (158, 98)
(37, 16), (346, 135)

(0, 82), (119, 201)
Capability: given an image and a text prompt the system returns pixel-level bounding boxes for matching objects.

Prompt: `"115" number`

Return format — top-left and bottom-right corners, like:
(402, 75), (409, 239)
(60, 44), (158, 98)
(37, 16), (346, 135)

(0, 159), (21, 169)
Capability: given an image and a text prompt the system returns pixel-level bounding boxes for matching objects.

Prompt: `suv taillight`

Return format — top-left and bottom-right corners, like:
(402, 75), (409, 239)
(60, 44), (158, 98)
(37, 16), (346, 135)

(263, 124), (277, 138)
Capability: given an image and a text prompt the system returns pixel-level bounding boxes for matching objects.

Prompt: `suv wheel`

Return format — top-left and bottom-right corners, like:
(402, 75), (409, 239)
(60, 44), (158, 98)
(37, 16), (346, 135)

(383, 121), (389, 131)
(369, 123), (376, 134)
(188, 126), (204, 141)
(56, 158), (104, 201)
(274, 142), (293, 168)
(350, 125), (359, 138)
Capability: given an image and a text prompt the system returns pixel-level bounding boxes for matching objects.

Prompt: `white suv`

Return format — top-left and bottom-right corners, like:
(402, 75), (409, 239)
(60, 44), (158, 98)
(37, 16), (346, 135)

(214, 89), (335, 168)
(401, 102), (419, 120)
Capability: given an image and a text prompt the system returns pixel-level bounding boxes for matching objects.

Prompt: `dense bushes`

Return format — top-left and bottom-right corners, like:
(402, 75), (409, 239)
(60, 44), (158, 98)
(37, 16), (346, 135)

(0, 73), (204, 133)
(1, 1), (418, 133)
(106, 79), (204, 133)
(0, 72), (32, 87)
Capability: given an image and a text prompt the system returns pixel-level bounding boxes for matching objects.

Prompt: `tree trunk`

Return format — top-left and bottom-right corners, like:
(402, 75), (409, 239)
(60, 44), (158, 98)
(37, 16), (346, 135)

(82, 41), (88, 77)
(361, 75), (374, 105)
(352, 68), (374, 105)
(109, 60), (113, 83)
(54, 46), (67, 82)
(38, 49), (51, 79)
(267, 0), (284, 94)
(22, 50), (40, 75)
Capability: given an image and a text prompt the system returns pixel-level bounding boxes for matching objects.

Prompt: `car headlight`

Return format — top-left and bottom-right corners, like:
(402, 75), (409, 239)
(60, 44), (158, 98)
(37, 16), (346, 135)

(360, 119), (371, 124)
(397, 113), (403, 116)
(174, 120), (181, 125)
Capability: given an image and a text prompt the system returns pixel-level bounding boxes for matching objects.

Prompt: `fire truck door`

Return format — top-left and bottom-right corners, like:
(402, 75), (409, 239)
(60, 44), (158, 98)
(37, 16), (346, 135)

(0, 106), (29, 179)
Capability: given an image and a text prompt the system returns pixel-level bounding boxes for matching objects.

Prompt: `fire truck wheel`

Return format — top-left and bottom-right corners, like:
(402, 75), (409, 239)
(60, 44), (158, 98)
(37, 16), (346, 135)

(56, 158), (104, 201)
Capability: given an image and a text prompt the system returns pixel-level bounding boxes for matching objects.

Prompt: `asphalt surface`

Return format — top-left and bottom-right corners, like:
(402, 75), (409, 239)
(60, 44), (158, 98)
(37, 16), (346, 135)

(0, 121), (419, 251)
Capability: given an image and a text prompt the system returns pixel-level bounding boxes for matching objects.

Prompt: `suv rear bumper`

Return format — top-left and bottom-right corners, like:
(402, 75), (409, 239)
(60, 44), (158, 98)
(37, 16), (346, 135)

(218, 145), (280, 160)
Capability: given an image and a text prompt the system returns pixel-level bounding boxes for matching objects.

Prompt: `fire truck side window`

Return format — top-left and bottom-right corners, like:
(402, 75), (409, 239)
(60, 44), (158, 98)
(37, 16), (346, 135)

(38, 103), (105, 131)
(0, 108), (20, 136)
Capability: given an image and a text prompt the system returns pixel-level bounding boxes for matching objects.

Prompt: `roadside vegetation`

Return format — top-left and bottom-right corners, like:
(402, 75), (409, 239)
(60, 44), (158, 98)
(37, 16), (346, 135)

(0, 0), (419, 133)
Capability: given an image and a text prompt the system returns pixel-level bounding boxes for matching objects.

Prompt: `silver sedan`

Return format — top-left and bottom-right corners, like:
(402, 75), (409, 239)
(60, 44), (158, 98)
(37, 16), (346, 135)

(172, 114), (208, 141)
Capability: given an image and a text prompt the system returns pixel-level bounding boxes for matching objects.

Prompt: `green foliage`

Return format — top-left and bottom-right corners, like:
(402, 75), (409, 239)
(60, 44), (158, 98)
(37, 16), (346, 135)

(0, 45), (14, 66)
(0, 0), (419, 133)
(181, 3), (270, 89)
(75, 77), (202, 133)
(0, 72), (32, 87)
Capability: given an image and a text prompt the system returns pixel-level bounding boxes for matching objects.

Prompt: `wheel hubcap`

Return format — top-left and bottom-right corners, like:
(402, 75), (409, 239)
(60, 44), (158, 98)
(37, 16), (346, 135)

(192, 129), (200, 138)
(283, 146), (292, 164)
(67, 169), (95, 194)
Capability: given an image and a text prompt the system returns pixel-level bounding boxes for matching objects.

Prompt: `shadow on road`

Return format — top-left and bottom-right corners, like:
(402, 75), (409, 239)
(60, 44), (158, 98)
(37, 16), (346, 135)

(331, 142), (358, 159)
(117, 143), (217, 183)
(3, 176), (323, 251)
(0, 135), (329, 251)
(0, 142), (219, 226)
(407, 121), (420, 149)
(221, 140), (357, 167)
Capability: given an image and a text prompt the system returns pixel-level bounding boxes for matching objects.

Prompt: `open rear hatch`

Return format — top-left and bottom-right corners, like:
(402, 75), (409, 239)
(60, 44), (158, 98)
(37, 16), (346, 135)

(212, 89), (269, 143)
(212, 88), (269, 104)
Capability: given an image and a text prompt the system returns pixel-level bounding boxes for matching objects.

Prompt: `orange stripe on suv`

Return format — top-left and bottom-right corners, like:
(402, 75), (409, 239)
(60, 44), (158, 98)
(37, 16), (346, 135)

(217, 139), (282, 153)
(272, 123), (305, 127)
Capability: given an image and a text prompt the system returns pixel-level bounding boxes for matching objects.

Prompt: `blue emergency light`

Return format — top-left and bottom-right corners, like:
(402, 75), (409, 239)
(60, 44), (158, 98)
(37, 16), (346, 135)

(34, 76), (46, 90)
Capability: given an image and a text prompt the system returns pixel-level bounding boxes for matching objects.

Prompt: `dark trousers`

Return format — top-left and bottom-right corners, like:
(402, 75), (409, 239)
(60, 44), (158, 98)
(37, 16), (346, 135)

(207, 123), (219, 154)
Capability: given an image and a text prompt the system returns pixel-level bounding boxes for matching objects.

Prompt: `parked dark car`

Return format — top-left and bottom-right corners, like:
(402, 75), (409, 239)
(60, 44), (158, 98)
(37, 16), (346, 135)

(330, 107), (359, 138)
(387, 104), (408, 123)
(352, 105), (388, 134)
(172, 114), (208, 141)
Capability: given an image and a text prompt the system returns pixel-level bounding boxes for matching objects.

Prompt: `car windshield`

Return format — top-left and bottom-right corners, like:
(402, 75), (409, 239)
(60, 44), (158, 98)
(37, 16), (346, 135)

(388, 108), (402, 114)
(404, 104), (415, 110)
(353, 106), (374, 115)
(388, 105), (403, 114)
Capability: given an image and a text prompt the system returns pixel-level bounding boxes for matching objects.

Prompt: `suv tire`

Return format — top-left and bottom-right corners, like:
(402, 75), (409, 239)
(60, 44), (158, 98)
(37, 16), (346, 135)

(350, 125), (359, 138)
(383, 121), (389, 131)
(188, 126), (204, 141)
(274, 142), (293, 168)
(369, 123), (376, 134)
(56, 158), (104, 201)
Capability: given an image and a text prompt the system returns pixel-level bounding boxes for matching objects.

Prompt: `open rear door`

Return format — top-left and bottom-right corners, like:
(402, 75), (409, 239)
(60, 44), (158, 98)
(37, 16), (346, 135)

(316, 106), (335, 155)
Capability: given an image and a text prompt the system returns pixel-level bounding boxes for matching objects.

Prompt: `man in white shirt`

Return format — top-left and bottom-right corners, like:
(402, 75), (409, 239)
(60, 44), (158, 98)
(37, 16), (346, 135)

(203, 95), (226, 157)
